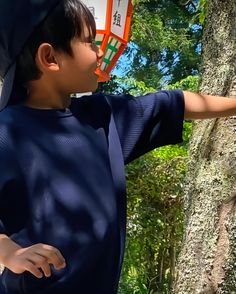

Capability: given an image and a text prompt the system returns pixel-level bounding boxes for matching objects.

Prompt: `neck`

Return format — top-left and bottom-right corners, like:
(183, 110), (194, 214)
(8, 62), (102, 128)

(24, 84), (71, 110)
(23, 96), (71, 110)
(24, 78), (71, 109)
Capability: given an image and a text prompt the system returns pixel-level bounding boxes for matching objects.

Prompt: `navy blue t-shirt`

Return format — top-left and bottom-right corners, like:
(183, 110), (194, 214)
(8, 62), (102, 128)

(0, 90), (184, 293)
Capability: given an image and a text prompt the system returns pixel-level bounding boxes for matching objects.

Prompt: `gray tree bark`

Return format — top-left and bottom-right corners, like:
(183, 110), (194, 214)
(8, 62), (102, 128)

(174, 0), (236, 293)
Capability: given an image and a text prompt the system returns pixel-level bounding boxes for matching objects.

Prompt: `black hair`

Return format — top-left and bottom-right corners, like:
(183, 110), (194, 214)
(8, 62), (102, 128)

(12, 0), (96, 104)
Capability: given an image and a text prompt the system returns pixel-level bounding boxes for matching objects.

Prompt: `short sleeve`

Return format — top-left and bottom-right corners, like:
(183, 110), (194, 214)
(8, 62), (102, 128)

(106, 89), (185, 164)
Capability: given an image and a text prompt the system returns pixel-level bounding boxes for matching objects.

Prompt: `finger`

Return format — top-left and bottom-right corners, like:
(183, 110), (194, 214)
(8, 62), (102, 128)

(45, 251), (66, 270)
(24, 260), (44, 279)
(49, 250), (66, 270)
(36, 245), (66, 270)
(29, 254), (52, 277)
(45, 245), (66, 264)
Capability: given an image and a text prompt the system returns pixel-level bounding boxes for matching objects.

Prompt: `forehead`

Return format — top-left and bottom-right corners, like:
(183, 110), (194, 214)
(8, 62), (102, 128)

(79, 21), (96, 40)
(76, 4), (96, 39)
(82, 22), (92, 34)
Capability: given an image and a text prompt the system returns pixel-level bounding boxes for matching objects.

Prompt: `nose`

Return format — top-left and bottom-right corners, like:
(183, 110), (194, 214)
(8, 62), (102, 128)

(97, 47), (104, 62)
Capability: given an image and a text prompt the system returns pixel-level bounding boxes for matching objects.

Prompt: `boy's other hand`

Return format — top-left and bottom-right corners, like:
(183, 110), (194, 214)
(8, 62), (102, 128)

(2, 242), (66, 279)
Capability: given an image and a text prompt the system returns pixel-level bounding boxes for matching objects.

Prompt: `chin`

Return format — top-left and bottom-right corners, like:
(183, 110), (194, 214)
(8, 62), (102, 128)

(83, 82), (98, 93)
(90, 83), (99, 92)
(74, 77), (98, 94)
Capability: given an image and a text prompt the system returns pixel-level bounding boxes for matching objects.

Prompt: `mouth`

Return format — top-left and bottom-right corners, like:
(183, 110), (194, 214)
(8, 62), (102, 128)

(94, 67), (100, 77)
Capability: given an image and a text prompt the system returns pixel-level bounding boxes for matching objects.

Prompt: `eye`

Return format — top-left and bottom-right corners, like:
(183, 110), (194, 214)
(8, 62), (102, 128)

(90, 38), (99, 51)
(83, 37), (97, 47)
(91, 38), (96, 45)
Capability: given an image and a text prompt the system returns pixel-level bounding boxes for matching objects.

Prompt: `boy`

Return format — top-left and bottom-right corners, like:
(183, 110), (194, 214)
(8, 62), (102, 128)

(0, 0), (235, 293)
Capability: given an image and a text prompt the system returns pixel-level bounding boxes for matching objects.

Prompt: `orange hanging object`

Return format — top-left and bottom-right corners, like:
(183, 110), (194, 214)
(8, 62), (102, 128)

(82, 0), (133, 82)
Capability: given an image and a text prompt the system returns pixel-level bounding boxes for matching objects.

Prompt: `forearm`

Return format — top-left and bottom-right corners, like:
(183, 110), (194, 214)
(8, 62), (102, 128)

(0, 234), (21, 265)
(183, 91), (236, 119)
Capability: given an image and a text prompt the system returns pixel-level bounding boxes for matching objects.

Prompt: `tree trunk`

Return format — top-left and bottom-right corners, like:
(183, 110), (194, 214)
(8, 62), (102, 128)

(174, 0), (236, 293)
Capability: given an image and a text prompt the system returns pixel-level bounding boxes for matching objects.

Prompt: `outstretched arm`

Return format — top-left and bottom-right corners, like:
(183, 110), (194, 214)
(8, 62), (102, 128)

(183, 91), (236, 119)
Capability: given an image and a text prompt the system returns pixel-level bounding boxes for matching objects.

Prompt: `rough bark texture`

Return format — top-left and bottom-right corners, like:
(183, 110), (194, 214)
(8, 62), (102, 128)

(174, 0), (236, 293)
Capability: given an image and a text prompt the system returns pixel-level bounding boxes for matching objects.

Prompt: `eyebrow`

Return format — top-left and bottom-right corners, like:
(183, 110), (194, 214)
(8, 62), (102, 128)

(80, 27), (96, 42)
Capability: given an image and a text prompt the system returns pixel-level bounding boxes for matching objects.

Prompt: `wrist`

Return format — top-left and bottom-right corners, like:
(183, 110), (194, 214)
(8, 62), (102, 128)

(0, 234), (22, 266)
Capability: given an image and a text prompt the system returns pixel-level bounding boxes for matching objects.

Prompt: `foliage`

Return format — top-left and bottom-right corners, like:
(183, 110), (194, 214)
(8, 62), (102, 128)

(125, 0), (203, 88)
(195, 0), (208, 25)
(118, 76), (196, 293)
(97, 75), (156, 96)
(166, 75), (199, 92)
(98, 0), (204, 94)
(98, 74), (199, 98)
(119, 152), (187, 294)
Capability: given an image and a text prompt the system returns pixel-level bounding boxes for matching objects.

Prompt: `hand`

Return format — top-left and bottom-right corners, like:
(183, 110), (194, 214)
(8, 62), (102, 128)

(3, 243), (66, 279)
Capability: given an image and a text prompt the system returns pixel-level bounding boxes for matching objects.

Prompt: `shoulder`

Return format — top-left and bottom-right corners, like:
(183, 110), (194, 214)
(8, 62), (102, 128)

(0, 106), (17, 124)
(70, 92), (135, 109)
(103, 90), (184, 119)
(0, 107), (18, 134)
(103, 89), (184, 112)
(69, 90), (184, 118)
(69, 93), (113, 127)
(0, 106), (20, 150)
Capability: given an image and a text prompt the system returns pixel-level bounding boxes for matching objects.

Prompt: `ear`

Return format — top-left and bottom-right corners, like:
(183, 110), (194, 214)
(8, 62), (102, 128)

(36, 43), (61, 73)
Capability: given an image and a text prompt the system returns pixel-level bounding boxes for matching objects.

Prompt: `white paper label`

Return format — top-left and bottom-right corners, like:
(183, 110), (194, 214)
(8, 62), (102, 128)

(111, 0), (129, 38)
(81, 0), (108, 30)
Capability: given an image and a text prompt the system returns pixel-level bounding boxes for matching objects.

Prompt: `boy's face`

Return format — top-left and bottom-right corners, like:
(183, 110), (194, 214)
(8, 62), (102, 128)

(58, 27), (103, 94)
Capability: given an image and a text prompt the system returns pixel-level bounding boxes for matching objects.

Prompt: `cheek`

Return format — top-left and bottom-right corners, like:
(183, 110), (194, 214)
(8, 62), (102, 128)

(75, 48), (97, 71)
(79, 59), (96, 72)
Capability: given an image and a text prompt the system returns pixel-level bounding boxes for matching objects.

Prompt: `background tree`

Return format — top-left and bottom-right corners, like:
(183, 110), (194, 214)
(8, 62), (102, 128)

(129, 0), (202, 87)
(98, 0), (204, 94)
(174, 0), (236, 293)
